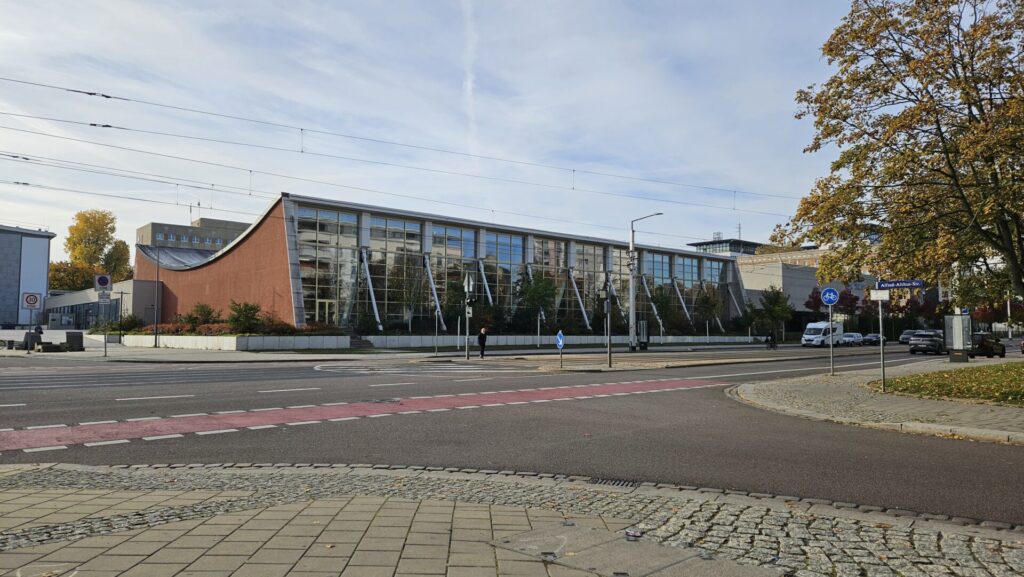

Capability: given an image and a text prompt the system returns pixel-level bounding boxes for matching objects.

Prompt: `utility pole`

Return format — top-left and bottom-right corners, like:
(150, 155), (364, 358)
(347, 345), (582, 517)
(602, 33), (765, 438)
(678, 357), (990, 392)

(629, 213), (662, 352)
(153, 247), (161, 348)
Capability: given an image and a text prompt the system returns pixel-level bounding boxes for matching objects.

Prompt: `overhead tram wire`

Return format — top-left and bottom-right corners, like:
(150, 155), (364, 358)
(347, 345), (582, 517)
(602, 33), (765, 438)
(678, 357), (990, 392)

(0, 152), (717, 244)
(0, 76), (799, 201)
(0, 153), (278, 201)
(0, 111), (792, 218)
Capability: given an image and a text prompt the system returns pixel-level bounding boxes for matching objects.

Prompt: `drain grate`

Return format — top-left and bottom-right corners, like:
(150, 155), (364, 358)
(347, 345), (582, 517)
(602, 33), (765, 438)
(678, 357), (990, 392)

(589, 478), (640, 488)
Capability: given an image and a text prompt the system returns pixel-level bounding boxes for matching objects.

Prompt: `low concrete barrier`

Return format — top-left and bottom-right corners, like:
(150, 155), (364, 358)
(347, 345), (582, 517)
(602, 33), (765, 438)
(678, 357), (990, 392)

(121, 335), (351, 351)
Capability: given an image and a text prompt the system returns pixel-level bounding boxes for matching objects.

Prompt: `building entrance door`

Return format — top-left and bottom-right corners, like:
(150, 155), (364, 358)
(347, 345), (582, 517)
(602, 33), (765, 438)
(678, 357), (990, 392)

(316, 300), (338, 325)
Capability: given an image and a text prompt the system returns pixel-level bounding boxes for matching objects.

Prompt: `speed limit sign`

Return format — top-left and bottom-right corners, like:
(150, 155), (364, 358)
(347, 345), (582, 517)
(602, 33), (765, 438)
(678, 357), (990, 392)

(21, 292), (41, 310)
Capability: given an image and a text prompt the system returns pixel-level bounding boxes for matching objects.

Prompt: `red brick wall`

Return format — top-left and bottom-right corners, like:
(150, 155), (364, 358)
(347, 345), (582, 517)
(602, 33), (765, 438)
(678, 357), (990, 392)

(135, 200), (295, 324)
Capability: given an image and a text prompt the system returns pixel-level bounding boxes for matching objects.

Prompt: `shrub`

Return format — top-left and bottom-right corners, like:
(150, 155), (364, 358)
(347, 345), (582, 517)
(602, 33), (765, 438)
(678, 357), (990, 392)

(177, 302), (223, 332)
(227, 301), (262, 334)
(196, 323), (232, 336)
(260, 312), (296, 335)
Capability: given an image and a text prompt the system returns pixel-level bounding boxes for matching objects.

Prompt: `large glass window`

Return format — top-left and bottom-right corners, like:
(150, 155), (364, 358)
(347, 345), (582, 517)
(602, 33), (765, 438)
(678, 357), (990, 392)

(296, 204), (360, 326)
(676, 256), (699, 289)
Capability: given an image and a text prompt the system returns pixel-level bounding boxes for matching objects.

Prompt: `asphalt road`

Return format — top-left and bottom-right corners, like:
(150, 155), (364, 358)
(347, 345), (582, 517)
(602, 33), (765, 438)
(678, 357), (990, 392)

(1, 348), (1022, 525)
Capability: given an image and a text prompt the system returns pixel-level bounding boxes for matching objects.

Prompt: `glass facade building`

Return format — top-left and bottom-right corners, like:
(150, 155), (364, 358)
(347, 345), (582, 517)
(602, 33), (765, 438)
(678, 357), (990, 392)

(286, 195), (740, 335)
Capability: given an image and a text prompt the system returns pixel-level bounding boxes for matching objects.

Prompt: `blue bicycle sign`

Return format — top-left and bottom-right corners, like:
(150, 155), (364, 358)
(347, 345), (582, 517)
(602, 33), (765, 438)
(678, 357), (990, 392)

(821, 288), (840, 306)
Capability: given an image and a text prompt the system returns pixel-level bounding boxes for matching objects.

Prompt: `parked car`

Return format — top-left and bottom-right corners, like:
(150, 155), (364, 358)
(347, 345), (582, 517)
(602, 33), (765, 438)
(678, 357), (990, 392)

(909, 330), (946, 355)
(969, 333), (1006, 358)
(898, 329), (917, 345)
(863, 333), (886, 346)
(841, 332), (864, 346)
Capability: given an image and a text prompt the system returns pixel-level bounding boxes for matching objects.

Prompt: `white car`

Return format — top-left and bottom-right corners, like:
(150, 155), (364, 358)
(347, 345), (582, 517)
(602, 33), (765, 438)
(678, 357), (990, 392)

(841, 332), (864, 346)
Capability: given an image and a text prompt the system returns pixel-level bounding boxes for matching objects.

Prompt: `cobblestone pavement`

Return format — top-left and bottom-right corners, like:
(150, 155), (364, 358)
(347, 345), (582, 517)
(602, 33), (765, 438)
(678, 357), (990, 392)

(0, 464), (1020, 576)
(736, 357), (1024, 443)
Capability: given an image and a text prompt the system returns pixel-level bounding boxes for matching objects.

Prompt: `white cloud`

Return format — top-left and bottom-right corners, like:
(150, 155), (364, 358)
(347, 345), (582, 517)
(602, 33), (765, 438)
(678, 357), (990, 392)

(0, 0), (847, 261)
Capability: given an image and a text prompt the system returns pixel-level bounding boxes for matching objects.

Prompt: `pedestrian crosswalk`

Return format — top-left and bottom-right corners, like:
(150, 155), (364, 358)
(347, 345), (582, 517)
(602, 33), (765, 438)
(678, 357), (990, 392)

(313, 362), (529, 376)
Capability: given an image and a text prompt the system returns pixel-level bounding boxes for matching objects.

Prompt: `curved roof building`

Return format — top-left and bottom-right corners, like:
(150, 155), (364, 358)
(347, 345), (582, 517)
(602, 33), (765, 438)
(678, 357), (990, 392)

(135, 194), (744, 335)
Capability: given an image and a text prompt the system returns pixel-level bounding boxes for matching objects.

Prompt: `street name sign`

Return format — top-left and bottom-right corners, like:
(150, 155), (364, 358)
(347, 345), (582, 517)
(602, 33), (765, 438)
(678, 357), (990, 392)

(869, 289), (890, 301)
(876, 280), (924, 289)
(821, 288), (839, 306)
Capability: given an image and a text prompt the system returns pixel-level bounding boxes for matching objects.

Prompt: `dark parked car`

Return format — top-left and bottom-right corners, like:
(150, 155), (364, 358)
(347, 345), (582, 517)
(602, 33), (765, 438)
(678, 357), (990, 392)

(898, 329), (917, 344)
(969, 333), (1006, 358)
(863, 333), (886, 346)
(909, 330), (946, 355)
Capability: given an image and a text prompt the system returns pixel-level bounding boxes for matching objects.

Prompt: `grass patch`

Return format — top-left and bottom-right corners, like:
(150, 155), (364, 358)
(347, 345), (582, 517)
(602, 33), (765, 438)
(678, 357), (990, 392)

(869, 362), (1024, 406)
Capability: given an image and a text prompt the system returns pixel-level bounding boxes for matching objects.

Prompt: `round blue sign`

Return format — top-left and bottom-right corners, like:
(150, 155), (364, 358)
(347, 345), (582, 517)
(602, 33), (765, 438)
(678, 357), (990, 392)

(821, 288), (840, 306)
(555, 330), (565, 350)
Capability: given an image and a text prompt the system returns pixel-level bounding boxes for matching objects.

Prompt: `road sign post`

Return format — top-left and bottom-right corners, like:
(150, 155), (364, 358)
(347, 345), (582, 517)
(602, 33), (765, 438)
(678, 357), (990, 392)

(464, 274), (475, 361)
(870, 288), (890, 392)
(556, 330), (565, 369)
(820, 288), (840, 376)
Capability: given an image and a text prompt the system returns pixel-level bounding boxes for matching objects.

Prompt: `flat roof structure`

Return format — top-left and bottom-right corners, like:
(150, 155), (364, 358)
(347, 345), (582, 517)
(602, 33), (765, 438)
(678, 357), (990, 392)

(135, 194), (745, 335)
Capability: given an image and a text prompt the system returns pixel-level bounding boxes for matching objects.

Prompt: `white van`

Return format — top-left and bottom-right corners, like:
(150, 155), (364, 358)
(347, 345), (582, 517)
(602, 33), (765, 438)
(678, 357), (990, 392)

(801, 322), (844, 347)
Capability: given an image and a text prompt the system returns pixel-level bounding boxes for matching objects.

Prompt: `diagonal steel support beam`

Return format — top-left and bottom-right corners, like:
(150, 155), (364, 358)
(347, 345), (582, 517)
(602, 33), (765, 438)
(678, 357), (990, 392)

(424, 255), (447, 332)
(640, 275), (665, 335)
(360, 248), (383, 333)
(671, 278), (695, 328)
(477, 259), (494, 306)
(568, 268), (591, 331)
(607, 274), (629, 324)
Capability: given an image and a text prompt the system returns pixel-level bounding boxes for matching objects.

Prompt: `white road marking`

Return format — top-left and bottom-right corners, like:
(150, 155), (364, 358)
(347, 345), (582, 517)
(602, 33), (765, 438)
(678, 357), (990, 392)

(84, 439), (130, 446)
(286, 421), (321, 426)
(25, 424), (65, 430)
(286, 405), (315, 409)
(23, 445), (66, 452)
(215, 410), (245, 414)
(367, 414), (392, 418)
(455, 405), (479, 409)
(171, 413), (208, 418)
(398, 410), (422, 415)
(695, 357), (933, 380)
(195, 429), (238, 435)
(143, 434), (183, 441)
(126, 417), (162, 422)
(247, 425), (277, 430)
(259, 387), (321, 393)
(80, 420), (117, 426)
(0, 403), (26, 407)
(426, 408), (450, 412)
(328, 417), (360, 422)
(116, 395), (194, 401)
(321, 401), (348, 406)
(482, 403), (505, 407)
(368, 382), (417, 387)
(251, 407), (282, 412)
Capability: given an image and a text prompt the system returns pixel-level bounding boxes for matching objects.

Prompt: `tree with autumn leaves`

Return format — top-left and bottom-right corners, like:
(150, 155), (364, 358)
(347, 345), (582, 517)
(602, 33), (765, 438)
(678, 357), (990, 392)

(50, 210), (132, 291)
(774, 0), (1024, 306)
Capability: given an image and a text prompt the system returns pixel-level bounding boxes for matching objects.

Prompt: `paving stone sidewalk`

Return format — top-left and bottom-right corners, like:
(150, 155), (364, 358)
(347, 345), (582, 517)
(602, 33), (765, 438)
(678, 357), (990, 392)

(0, 464), (1021, 577)
(736, 357), (1024, 444)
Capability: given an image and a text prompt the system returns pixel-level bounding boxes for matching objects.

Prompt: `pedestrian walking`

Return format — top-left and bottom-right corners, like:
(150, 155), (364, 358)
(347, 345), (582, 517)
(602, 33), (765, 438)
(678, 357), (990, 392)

(477, 327), (488, 358)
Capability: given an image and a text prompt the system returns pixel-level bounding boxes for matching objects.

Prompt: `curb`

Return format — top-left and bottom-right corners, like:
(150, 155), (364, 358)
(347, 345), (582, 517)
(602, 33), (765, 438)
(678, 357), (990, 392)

(728, 384), (1024, 447)
(538, 350), (889, 373)
(35, 462), (1021, 534)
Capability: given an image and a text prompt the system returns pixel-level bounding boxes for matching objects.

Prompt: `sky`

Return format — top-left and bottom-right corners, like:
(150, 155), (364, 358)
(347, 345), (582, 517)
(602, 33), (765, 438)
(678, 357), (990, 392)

(0, 0), (850, 262)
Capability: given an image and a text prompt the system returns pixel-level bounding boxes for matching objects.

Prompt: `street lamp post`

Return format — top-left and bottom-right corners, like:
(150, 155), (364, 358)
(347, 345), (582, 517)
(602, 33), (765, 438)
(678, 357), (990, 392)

(598, 284), (611, 368)
(628, 213), (662, 352)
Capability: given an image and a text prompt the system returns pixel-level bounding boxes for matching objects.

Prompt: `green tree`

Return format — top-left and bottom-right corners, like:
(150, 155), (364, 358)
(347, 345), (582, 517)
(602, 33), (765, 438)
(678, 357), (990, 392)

(776, 0), (1024, 301)
(757, 285), (794, 340)
(102, 240), (132, 282)
(692, 283), (724, 329)
(517, 276), (557, 323)
(49, 261), (97, 291)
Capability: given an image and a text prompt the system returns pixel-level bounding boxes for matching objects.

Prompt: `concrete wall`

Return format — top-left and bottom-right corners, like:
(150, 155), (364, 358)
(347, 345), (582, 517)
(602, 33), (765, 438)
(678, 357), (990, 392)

(738, 262), (872, 313)
(135, 200), (294, 324)
(121, 335), (351, 350)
